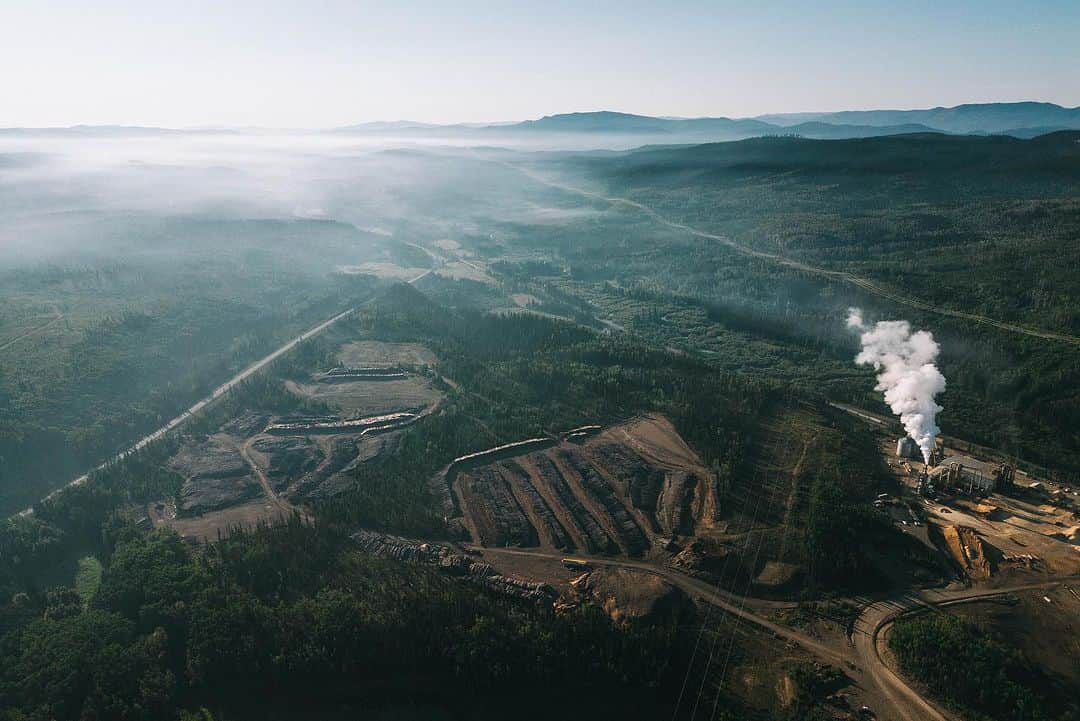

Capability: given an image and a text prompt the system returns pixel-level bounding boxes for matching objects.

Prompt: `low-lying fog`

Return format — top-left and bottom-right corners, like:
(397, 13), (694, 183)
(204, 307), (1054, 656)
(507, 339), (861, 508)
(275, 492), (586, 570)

(0, 132), (505, 265)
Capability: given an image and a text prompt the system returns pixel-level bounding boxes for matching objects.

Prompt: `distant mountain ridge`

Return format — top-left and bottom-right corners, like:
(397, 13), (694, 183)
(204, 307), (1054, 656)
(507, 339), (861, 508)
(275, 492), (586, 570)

(761, 101), (1080, 134)
(505, 102), (1080, 137)
(509, 111), (774, 135)
(4, 102), (1078, 145)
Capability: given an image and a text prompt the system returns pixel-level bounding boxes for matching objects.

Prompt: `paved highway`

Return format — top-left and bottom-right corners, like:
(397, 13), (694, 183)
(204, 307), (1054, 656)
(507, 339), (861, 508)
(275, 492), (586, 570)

(17, 306), (356, 517)
(508, 163), (1080, 347)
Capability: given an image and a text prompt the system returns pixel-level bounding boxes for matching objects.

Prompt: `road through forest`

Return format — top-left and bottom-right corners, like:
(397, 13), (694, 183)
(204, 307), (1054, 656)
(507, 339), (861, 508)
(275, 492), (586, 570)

(16, 306), (357, 517)
(508, 164), (1080, 346)
(0, 306), (64, 353)
(14, 248), (450, 519)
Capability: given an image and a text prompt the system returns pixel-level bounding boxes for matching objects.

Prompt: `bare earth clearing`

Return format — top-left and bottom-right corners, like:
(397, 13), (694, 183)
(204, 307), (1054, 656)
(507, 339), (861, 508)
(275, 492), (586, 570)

(155, 340), (443, 541)
(150, 499), (291, 543)
(285, 377), (442, 416)
(336, 340), (438, 367)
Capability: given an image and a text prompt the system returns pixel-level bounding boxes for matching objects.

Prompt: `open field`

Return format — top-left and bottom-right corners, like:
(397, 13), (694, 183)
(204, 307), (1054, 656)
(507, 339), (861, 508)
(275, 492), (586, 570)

(337, 261), (428, 280)
(434, 259), (496, 284)
(286, 340), (444, 416)
(285, 377), (442, 415)
(151, 498), (292, 543)
(336, 340), (438, 367)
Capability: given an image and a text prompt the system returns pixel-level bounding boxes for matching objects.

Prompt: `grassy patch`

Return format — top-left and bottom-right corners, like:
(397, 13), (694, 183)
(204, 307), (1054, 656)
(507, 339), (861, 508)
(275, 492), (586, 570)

(73, 556), (102, 607)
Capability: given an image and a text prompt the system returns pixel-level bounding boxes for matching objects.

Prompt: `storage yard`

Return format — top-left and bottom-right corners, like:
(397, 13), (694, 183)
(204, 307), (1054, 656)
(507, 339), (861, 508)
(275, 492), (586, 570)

(152, 341), (444, 540)
(877, 424), (1080, 584)
(441, 414), (716, 558)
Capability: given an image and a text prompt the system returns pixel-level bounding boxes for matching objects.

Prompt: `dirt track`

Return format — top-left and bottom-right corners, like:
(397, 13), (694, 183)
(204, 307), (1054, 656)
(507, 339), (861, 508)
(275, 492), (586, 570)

(852, 578), (1080, 721)
(239, 437), (296, 516)
(481, 543), (1080, 721)
(509, 164), (1080, 347)
(0, 306), (63, 353)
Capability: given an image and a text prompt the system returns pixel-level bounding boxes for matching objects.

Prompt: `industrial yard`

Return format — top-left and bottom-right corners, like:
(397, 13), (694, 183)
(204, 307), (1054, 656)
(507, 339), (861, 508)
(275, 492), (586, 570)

(873, 414), (1080, 586)
(137, 322), (1080, 721)
(150, 340), (445, 540)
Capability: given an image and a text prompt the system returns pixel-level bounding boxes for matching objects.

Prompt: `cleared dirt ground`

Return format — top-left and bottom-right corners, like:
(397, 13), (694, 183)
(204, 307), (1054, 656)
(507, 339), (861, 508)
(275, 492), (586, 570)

(154, 340), (444, 539)
(336, 340), (438, 367)
(921, 497), (1080, 583)
(168, 432), (261, 514)
(434, 260), (495, 284)
(285, 377), (442, 415)
(510, 293), (540, 307)
(151, 499), (291, 543)
(337, 262), (427, 280)
(880, 437), (1080, 585)
(284, 340), (443, 416)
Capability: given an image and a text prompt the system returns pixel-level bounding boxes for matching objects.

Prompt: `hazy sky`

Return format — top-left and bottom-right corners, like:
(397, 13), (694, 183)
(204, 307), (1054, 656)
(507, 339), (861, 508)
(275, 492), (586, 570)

(2, 0), (1077, 127)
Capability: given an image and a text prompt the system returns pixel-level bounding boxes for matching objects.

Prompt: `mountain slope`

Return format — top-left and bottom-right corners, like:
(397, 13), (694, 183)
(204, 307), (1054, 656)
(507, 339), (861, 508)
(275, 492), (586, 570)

(799, 102), (1080, 134)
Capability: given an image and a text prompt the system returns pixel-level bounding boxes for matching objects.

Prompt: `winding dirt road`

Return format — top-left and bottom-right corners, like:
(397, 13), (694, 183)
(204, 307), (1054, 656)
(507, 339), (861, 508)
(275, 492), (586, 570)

(238, 437), (297, 517)
(477, 545), (1079, 721)
(475, 546), (846, 663)
(509, 164), (1080, 347)
(852, 578), (1080, 721)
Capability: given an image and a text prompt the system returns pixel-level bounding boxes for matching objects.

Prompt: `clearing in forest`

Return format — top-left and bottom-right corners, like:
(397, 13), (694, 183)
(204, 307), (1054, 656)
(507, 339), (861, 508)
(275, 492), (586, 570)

(448, 414), (716, 558)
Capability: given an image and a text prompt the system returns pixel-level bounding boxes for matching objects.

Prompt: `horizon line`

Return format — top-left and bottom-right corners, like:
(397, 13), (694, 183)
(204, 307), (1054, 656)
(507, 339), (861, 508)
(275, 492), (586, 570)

(1, 99), (1077, 133)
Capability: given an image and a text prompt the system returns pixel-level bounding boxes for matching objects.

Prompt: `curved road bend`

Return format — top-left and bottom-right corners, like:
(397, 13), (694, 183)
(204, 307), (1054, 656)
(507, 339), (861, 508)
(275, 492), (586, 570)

(853, 578), (1080, 721)
(475, 546), (848, 665)
(478, 546), (1078, 721)
(17, 306), (357, 517)
(506, 164), (1080, 347)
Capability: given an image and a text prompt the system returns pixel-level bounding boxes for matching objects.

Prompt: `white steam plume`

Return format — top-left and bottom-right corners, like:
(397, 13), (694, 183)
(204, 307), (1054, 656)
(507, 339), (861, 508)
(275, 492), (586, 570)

(847, 308), (946, 463)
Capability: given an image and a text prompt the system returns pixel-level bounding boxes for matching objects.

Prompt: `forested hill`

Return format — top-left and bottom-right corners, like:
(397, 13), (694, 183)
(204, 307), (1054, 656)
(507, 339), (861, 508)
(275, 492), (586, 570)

(792, 101), (1080, 134)
(582, 130), (1080, 189)
(529, 131), (1080, 476)
(557, 131), (1080, 336)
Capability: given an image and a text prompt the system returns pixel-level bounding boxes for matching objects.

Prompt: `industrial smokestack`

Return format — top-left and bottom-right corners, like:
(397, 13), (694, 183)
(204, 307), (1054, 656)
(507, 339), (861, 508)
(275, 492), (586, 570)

(847, 308), (946, 463)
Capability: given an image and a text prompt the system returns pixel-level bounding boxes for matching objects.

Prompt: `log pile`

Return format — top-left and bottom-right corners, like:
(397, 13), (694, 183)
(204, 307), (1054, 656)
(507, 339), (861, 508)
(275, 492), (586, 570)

(352, 530), (557, 604)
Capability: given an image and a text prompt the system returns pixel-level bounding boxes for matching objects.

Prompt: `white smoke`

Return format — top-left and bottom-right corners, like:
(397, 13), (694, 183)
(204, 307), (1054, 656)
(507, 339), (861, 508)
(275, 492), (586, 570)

(847, 308), (946, 463)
